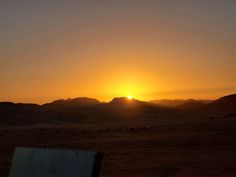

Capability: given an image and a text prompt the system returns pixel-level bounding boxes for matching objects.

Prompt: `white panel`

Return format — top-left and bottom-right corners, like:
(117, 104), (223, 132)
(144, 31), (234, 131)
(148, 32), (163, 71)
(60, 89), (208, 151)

(9, 147), (99, 177)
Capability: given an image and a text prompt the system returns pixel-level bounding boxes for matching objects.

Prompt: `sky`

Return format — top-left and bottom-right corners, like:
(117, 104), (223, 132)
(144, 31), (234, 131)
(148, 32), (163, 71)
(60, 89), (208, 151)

(0, 0), (236, 103)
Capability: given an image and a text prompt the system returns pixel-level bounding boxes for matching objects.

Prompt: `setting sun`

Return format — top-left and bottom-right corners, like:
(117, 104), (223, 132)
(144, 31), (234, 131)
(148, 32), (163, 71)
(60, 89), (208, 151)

(127, 96), (133, 100)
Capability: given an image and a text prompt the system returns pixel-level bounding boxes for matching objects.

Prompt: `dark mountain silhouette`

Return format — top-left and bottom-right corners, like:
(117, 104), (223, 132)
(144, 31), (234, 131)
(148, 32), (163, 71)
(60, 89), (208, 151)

(43, 97), (100, 108)
(109, 97), (147, 107)
(0, 94), (235, 127)
(207, 94), (236, 115)
(210, 94), (236, 107)
(109, 97), (135, 104)
(107, 97), (163, 113)
(0, 102), (46, 126)
(151, 99), (212, 107)
(175, 99), (206, 110)
(0, 102), (41, 112)
(40, 97), (102, 124)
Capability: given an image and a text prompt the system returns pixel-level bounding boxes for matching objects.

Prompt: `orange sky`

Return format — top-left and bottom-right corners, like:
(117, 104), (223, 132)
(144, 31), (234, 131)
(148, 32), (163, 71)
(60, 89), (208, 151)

(0, 0), (235, 103)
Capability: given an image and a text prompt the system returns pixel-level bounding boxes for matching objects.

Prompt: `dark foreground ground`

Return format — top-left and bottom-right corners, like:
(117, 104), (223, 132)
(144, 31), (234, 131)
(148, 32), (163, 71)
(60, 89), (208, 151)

(1, 117), (236, 177)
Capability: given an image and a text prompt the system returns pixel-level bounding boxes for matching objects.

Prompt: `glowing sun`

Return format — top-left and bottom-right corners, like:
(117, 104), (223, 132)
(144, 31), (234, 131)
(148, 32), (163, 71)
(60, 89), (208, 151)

(127, 95), (133, 100)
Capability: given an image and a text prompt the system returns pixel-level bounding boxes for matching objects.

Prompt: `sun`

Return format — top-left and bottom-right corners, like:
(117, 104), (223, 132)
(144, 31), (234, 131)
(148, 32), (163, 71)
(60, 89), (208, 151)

(127, 95), (133, 100)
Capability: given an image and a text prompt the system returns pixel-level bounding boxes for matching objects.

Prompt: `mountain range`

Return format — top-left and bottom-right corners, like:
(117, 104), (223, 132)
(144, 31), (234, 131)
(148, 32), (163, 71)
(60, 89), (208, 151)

(0, 94), (235, 128)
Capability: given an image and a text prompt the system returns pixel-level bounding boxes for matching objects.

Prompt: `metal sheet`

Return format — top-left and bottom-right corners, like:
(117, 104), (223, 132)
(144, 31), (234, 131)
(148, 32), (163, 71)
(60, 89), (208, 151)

(9, 147), (102, 177)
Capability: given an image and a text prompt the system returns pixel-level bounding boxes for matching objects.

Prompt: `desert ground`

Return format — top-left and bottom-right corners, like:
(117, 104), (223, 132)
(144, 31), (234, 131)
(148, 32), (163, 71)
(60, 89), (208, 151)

(1, 115), (236, 177)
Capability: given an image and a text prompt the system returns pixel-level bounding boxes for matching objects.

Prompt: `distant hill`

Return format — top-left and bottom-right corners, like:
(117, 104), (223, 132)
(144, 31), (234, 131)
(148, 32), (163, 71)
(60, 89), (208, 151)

(109, 97), (134, 104)
(0, 102), (41, 112)
(43, 97), (100, 109)
(150, 99), (212, 107)
(207, 94), (236, 115)
(175, 99), (207, 110)
(0, 102), (46, 126)
(108, 97), (161, 111)
(210, 94), (236, 107)
(109, 97), (146, 106)
(0, 94), (235, 128)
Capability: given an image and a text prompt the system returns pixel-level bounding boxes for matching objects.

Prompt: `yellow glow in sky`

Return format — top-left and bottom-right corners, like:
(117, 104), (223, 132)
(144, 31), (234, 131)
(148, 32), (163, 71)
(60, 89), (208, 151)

(0, 1), (235, 104)
(127, 96), (133, 100)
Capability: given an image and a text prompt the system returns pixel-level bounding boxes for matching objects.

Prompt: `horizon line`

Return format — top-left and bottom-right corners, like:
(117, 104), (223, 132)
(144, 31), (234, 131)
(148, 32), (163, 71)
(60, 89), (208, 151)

(1, 93), (235, 105)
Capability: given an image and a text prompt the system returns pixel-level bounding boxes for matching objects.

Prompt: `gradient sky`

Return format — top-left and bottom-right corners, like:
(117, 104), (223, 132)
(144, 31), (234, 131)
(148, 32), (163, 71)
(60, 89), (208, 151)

(0, 0), (236, 103)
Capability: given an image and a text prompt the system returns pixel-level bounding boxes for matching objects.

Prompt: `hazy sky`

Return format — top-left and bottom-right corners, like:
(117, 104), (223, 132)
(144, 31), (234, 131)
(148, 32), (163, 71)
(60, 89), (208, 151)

(1, 0), (236, 103)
